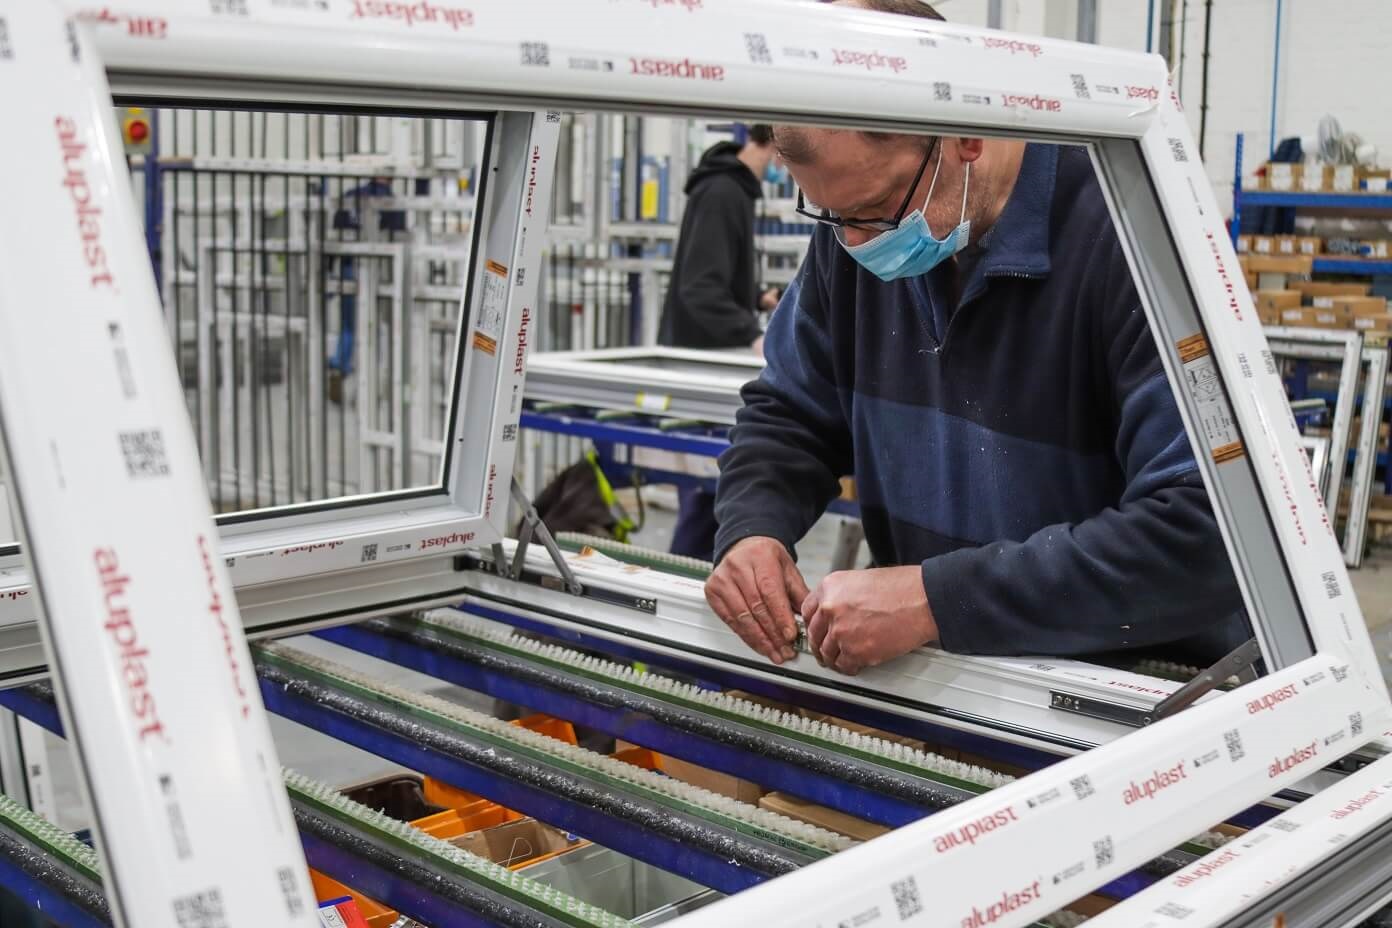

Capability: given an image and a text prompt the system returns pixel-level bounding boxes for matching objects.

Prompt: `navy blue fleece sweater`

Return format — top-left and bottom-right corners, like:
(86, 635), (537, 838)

(713, 144), (1247, 661)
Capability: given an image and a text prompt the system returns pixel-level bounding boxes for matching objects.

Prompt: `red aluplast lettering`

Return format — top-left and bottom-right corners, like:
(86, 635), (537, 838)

(1267, 740), (1319, 778)
(198, 534), (249, 719)
(1270, 446), (1308, 546)
(514, 306), (531, 374)
(958, 880), (1041, 927)
(1172, 848), (1239, 887)
(2, 590), (28, 601)
(830, 49), (909, 72)
(1246, 682), (1299, 715)
(982, 37), (1042, 56)
(419, 531), (477, 551)
(628, 57), (725, 81)
(95, 547), (168, 744)
(55, 116), (114, 290)
(1331, 789), (1383, 820)
(350, 0), (473, 29)
(1204, 230), (1243, 321)
(640, 0), (703, 8)
(1000, 93), (1062, 113)
(484, 464), (498, 519)
(933, 805), (1019, 853)
(1121, 760), (1188, 805)
(77, 9), (167, 38)
(1126, 85), (1160, 102)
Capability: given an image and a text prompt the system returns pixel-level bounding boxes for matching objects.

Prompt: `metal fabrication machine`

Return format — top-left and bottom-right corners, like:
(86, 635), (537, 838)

(0, 2), (1391, 927)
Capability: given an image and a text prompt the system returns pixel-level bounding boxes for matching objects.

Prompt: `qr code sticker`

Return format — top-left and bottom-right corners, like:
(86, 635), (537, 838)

(516, 266), (528, 285)
(890, 875), (923, 921)
(1351, 711), (1364, 736)
(546, 111), (561, 123)
(173, 889), (227, 928)
(933, 81), (952, 102)
(1093, 835), (1114, 868)
(1322, 570), (1341, 599)
(1070, 774), (1095, 800)
(1270, 819), (1301, 833)
(745, 32), (772, 65)
(120, 429), (171, 478)
(277, 866), (306, 916)
(1070, 73), (1091, 99)
(361, 543), (378, 563)
(502, 423), (519, 442)
(1332, 663), (1349, 683)
(521, 42), (550, 67)
(1224, 728), (1245, 762)
(1156, 901), (1194, 919)
(1168, 137), (1189, 162)
(209, 0), (250, 14)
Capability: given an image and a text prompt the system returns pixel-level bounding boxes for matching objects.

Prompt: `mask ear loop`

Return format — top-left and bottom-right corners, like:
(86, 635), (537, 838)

(921, 141), (946, 212)
(957, 160), (971, 225)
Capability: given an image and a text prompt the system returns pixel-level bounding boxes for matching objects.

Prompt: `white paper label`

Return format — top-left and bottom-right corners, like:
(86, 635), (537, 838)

(473, 258), (509, 355)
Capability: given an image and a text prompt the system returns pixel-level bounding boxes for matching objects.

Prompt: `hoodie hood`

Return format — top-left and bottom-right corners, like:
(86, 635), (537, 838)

(685, 141), (763, 198)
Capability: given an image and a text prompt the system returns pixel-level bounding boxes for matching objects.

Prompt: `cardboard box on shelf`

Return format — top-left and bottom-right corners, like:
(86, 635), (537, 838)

(1258, 308), (1280, 326)
(1332, 164), (1357, 191)
(1249, 234), (1275, 254)
(1311, 309), (1341, 328)
(1280, 308), (1318, 327)
(1274, 235), (1298, 255)
(1330, 295), (1389, 318)
(1292, 281), (1371, 300)
(451, 818), (587, 868)
(1265, 162), (1302, 191)
(1244, 254), (1313, 275)
(1255, 290), (1301, 314)
(1300, 164), (1331, 192)
(1236, 234), (1252, 254)
(1354, 313), (1392, 332)
(757, 792), (890, 841)
(1296, 236), (1323, 256)
(1245, 271), (1259, 291)
(1360, 167), (1391, 192)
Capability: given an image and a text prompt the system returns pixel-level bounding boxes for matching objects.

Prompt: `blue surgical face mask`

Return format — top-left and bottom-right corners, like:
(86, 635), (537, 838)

(836, 148), (971, 282)
(764, 160), (789, 186)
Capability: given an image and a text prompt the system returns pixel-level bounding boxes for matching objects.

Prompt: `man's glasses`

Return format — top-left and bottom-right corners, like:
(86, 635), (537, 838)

(793, 137), (938, 233)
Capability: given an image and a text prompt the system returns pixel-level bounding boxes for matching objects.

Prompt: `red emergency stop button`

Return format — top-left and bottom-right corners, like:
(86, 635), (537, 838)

(126, 119), (149, 144)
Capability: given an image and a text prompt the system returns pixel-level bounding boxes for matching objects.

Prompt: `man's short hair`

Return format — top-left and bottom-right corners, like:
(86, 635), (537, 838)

(748, 124), (775, 146)
(775, 0), (944, 164)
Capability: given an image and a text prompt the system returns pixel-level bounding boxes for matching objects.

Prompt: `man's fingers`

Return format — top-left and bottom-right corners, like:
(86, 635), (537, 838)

(733, 559), (792, 662)
(785, 563), (812, 614)
(710, 579), (781, 663)
(753, 566), (798, 660)
(817, 622), (841, 669)
(806, 608), (829, 667)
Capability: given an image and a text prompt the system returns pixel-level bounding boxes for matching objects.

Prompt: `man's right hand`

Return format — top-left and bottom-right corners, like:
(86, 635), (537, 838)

(704, 536), (810, 665)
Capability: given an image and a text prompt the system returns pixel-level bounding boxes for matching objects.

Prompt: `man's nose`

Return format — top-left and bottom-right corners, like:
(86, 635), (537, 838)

(842, 226), (880, 248)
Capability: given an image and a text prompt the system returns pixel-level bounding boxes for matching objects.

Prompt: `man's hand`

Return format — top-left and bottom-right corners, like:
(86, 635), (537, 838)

(803, 566), (939, 675)
(759, 287), (782, 312)
(705, 536), (809, 665)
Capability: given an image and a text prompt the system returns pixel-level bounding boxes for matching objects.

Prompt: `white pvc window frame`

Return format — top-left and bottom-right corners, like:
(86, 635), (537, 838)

(3, 2), (1390, 924)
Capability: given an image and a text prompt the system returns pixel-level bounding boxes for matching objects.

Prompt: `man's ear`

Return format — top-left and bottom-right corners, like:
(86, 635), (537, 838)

(955, 138), (986, 163)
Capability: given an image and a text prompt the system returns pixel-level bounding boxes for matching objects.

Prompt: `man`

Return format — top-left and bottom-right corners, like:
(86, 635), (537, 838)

(705, 0), (1246, 673)
(659, 125), (783, 560)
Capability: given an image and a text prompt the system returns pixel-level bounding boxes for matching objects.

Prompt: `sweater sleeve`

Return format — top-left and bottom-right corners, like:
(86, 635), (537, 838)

(673, 178), (763, 348)
(921, 241), (1244, 656)
(713, 254), (852, 562)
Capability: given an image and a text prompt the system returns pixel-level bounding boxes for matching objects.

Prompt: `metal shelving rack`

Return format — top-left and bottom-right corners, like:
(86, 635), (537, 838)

(1231, 131), (1392, 276)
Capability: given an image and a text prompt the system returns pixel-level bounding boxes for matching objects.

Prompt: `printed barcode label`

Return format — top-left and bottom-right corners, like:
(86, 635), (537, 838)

(173, 888), (228, 928)
(1351, 711), (1364, 736)
(276, 866), (306, 917)
(1168, 137), (1189, 162)
(933, 81), (952, 101)
(520, 41), (550, 67)
(120, 429), (171, 478)
(360, 543), (378, 563)
(1069, 73), (1090, 99)
(890, 874), (923, 921)
(1332, 664), (1349, 683)
(501, 423), (518, 442)
(745, 32), (772, 65)
(1224, 728), (1245, 762)
(1270, 819), (1301, 832)
(1156, 901), (1194, 919)
(1176, 337), (1244, 463)
(1069, 775), (1095, 800)
(476, 259), (509, 342)
(1322, 569), (1342, 599)
(1093, 835), (1114, 868)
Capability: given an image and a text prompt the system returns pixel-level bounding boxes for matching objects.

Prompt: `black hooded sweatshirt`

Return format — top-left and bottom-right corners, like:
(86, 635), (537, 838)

(658, 142), (764, 349)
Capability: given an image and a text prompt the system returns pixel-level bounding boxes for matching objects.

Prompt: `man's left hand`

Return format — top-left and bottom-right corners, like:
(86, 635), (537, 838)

(803, 566), (939, 675)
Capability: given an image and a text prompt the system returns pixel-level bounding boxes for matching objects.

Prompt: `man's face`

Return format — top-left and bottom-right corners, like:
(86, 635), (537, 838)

(784, 131), (939, 247)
